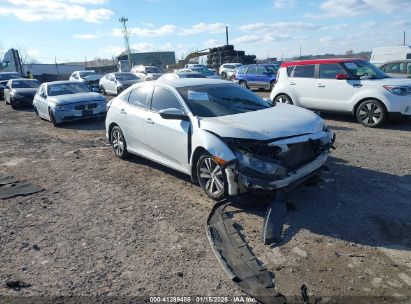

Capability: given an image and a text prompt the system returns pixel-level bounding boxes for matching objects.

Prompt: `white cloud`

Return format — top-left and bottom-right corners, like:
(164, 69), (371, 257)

(101, 42), (174, 56)
(320, 23), (348, 30)
(311, 0), (411, 18)
(101, 45), (124, 56)
(73, 31), (102, 39)
(0, 0), (113, 23)
(232, 33), (290, 45)
(273, 0), (297, 8)
(393, 20), (411, 28)
(111, 22), (226, 38)
(204, 39), (222, 47)
(240, 22), (318, 32)
(361, 21), (377, 29)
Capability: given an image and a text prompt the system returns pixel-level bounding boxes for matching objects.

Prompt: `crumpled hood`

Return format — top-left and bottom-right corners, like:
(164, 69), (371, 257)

(13, 88), (37, 95)
(198, 104), (325, 140)
(48, 92), (105, 105)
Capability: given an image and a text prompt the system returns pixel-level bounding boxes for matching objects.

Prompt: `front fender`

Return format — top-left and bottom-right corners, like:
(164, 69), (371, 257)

(191, 129), (236, 164)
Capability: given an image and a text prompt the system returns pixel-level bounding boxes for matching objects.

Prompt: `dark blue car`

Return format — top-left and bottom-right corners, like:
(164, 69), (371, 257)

(234, 64), (278, 91)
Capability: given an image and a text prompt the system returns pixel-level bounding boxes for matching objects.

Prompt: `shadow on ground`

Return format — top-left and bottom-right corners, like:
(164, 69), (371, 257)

(59, 119), (106, 131)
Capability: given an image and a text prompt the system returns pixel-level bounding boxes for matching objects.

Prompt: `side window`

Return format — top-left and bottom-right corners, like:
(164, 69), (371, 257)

(407, 63), (411, 75)
(246, 66), (257, 74)
(237, 66), (245, 74)
(127, 85), (152, 108)
(256, 66), (266, 75)
(383, 62), (405, 74)
(151, 86), (183, 112)
(287, 66), (294, 76)
(37, 84), (45, 96)
(319, 64), (346, 79)
(292, 65), (315, 78)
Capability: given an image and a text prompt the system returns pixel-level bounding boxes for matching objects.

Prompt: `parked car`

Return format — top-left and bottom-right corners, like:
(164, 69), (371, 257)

(186, 67), (220, 79)
(270, 58), (411, 127)
(370, 46), (411, 67)
(99, 72), (142, 95)
(69, 70), (102, 91)
(234, 64), (278, 90)
(130, 65), (163, 81)
(185, 64), (208, 69)
(33, 81), (106, 127)
(0, 72), (20, 99)
(105, 79), (335, 200)
(158, 72), (207, 81)
(3, 79), (40, 109)
(219, 63), (242, 79)
(379, 60), (411, 78)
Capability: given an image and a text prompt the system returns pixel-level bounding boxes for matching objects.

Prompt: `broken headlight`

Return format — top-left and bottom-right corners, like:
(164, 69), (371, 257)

(234, 150), (286, 176)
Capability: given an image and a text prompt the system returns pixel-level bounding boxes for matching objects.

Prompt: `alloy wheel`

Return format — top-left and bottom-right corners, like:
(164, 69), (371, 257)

(111, 129), (124, 156)
(358, 102), (382, 126)
(199, 157), (225, 196)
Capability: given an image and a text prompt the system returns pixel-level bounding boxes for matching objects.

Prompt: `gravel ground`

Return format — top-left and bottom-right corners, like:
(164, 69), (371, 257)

(0, 92), (410, 303)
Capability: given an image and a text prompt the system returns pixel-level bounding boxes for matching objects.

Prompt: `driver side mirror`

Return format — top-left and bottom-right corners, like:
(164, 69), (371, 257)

(159, 108), (189, 121)
(336, 73), (348, 80)
(40, 92), (47, 99)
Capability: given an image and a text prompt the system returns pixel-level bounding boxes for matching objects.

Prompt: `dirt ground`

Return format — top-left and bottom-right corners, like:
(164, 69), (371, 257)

(0, 92), (410, 303)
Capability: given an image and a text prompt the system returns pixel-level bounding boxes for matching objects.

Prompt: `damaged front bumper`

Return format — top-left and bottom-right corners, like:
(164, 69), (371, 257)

(224, 132), (335, 196)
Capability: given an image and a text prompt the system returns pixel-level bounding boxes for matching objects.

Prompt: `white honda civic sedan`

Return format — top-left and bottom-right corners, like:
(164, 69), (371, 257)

(105, 79), (335, 200)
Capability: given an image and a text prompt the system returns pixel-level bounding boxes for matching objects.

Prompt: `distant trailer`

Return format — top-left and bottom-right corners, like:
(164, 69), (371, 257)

(370, 46), (411, 67)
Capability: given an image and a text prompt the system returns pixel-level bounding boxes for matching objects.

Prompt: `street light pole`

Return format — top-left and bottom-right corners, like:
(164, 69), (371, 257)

(119, 16), (132, 71)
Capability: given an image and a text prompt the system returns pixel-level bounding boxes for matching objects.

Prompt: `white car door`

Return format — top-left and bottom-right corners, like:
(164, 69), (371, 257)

(120, 85), (154, 155)
(308, 63), (354, 112)
(34, 84), (48, 118)
(143, 85), (190, 173)
(289, 64), (317, 107)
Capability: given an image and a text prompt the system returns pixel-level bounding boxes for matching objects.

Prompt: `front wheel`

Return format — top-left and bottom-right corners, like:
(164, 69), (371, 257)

(10, 99), (18, 109)
(274, 94), (293, 105)
(49, 109), (60, 127)
(356, 99), (387, 128)
(110, 126), (129, 159)
(197, 153), (226, 201)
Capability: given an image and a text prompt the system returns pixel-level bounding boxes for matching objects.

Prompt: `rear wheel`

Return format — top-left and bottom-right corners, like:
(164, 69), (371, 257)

(110, 126), (129, 159)
(239, 80), (248, 89)
(197, 153), (226, 201)
(356, 99), (387, 128)
(274, 94), (293, 105)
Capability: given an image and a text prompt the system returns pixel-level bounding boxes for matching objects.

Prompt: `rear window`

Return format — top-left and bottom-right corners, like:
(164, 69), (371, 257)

(292, 65), (315, 78)
(237, 66), (246, 74)
(11, 80), (39, 88)
(146, 67), (162, 73)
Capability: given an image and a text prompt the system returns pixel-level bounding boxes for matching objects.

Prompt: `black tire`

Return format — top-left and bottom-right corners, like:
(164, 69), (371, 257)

(355, 99), (387, 128)
(221, 72), (227, 79)
(269, 81), (276, 91)
(49, 109), (60, 127)
(196, 153), (226, 201)
(4, 96), (9, 105)
(274, 94), (293, 105)
(110, 126), (129, 159)
(100, 85), (106, 95)
(10, 99), (18, 109)
(239, 80), (248, 89)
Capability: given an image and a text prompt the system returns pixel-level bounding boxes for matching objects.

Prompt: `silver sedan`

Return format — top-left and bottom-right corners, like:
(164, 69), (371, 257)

(105, 79), (335, 200)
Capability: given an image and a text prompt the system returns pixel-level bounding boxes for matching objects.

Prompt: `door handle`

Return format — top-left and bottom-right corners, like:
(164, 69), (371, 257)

(289, 81), (296, 85)
(145, 118), (154, 125)
(119, 109), (127, 114)
(317, 84), (325, 87)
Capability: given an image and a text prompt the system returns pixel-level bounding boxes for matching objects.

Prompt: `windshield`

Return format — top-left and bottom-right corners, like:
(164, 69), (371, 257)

(115, 73), (138, 81)
(12, 80), (39, 88)
(47, 82), (92, 96)
(79, 71), (97, 78)
(0, 73), (20, 81)
(192, 68), (214, 75)
(180, 73), (207, 78)
(343, 61), (388, 80)
(146, 67), (161, 73)
(177, 84), (270, 117)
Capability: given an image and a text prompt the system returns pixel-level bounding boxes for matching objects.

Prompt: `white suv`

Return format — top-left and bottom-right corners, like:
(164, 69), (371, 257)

(270, 58), (411, 127)
(219, 63), (242, 79)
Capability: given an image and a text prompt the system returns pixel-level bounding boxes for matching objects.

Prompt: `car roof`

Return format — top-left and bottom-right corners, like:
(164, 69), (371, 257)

(281, 58), (365, 67)
(155, 78), (229, 87)
(381, 59), (411, 64)
(10, 78), (38, 81)
(0, 72), (19, 74)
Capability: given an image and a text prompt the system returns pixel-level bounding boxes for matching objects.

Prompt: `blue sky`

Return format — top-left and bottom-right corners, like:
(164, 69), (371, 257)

(1, 0), (411, 64)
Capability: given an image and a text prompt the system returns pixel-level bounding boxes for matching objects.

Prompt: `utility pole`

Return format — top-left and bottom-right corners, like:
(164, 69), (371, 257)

(225, 26), (229, 45)
(119, 16), (132, 70)
(299, 45), (302, 58)
(404, 29), (406, 46)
